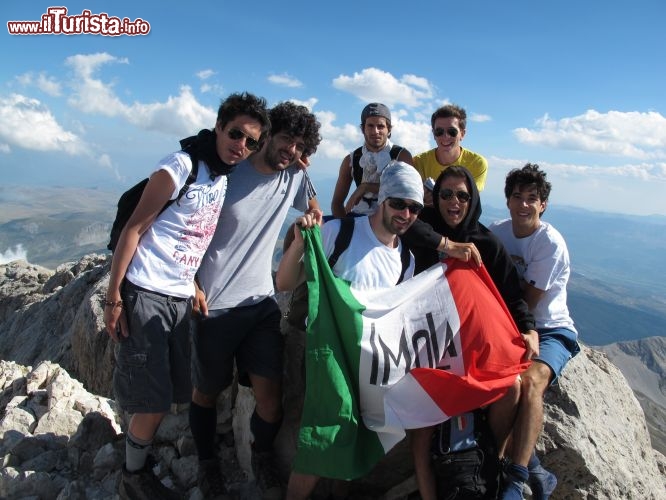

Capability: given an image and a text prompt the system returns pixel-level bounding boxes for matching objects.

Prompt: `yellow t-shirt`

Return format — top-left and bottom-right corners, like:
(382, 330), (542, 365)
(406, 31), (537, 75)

(413, 147), (488, 191)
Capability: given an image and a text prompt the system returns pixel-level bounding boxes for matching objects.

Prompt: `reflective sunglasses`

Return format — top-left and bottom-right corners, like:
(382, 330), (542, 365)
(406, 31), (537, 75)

(227, 128), (260, 151)
(433, 127), (460, 138)
(439, 188), (471, 203)
(386, 197), (424, 214)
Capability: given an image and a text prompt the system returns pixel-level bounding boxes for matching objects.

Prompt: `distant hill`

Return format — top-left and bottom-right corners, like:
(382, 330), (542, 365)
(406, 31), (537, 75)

(596, 336), (666, 455)
(1, 186), (665, 346)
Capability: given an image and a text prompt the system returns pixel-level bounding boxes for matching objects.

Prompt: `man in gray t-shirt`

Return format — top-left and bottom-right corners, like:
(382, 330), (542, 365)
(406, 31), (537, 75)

(189, 102), (321, 499)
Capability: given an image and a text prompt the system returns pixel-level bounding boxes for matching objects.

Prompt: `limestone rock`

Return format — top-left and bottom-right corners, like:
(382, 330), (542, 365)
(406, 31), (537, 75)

(0, 255), (664, 498)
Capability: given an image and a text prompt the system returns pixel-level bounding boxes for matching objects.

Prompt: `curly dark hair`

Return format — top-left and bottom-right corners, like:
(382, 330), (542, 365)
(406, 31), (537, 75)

(504, 163), (552, 205)
(431, 104), (467, 131)
(269, 101), (322, 156)
(216, 92), (271, 140)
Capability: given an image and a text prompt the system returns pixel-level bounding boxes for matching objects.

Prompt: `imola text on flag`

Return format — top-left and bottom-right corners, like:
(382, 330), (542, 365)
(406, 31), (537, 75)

(292, 226), (530, 480)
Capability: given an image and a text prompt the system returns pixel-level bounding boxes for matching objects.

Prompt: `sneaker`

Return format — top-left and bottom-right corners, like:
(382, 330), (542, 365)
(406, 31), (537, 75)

(119, 464), (181, 500)
(251, 448), (283, 500)
(198, 458), (228, 499)
(500, 462), (528, 500)
(529, 464), (557, 500)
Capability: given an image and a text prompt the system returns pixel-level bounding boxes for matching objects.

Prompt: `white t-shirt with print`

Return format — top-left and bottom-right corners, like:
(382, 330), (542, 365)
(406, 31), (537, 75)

(125, 151), (227, 298)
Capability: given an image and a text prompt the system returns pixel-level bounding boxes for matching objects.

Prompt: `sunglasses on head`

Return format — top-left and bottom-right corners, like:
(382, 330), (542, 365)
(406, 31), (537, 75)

(227, 128), (260, 151)
(439, 188), (471, 203)
(386, 197), (424, 214)
(433, 127), (460, 138)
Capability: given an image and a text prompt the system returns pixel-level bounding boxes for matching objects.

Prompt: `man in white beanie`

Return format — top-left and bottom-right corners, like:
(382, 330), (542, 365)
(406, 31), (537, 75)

(276, 160), (425, 499)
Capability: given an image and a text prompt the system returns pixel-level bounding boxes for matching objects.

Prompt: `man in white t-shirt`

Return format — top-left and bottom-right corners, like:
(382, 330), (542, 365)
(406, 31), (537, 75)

(489, 163), (580, 500)
(104, 93), (270, 500)
(277, 160), (425, 500)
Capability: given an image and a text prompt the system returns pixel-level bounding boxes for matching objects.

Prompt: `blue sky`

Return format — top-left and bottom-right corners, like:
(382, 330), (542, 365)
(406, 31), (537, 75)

(2, 0), (665, 216)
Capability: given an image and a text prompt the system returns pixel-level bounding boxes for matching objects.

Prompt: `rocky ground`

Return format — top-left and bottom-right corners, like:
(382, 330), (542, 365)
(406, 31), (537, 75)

(0, 255), (665, 499)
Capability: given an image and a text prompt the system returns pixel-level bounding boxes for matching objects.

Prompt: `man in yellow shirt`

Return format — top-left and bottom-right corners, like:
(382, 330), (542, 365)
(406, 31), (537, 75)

(413, 104), (488, 204)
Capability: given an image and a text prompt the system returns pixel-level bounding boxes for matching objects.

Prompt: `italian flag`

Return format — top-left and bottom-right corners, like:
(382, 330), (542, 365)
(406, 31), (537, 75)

(292, 226), (530, 480)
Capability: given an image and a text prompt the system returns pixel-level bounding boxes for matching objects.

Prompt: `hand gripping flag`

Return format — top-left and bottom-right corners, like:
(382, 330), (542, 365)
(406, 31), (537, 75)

(292, 226), (529, 480)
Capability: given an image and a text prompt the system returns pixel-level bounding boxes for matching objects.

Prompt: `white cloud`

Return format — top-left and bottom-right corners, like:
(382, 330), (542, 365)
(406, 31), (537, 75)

(65, 53), (130, 116)
(0, 94), (87, 155)
(197, 69), (215, 80)
(0, 244), (28, 265)
(268, 73), (303, 88)
(470, 113), (492, 123)
(16, 72), (62, 96)
(333, 68), (435, 108)
(390, 118), (433, 157)
(290, 97), (318, 110)
(200, 82), (225, 95)
(129, 85), (216, 136)
(482, 156), (666, 216)
(514, 110), (666, 160)
(314, 110), (362, 159)
(65, 53), (216, 136)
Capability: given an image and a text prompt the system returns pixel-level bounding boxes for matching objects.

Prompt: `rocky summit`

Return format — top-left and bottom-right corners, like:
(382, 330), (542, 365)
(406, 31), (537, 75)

(0, 255), (665, 499)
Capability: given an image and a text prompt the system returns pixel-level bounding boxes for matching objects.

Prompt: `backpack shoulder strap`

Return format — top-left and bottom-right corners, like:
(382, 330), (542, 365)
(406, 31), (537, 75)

(389, 144), (404, 160)
(350, 147), (364, 187)
(174, 150), (199, 204)
(328, 217), (355, 269)
(396, 237), (410, 285)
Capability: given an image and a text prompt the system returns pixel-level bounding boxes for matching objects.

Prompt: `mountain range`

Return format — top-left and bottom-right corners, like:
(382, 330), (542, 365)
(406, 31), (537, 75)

(2, 185), (664, 346)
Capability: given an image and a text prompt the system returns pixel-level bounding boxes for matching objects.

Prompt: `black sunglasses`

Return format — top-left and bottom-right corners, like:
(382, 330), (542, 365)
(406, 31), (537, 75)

(439, 188), (471, 203)
(227, 128), (260, 151)
(386, 197), (424, 214)
(433, 127), (460, 138)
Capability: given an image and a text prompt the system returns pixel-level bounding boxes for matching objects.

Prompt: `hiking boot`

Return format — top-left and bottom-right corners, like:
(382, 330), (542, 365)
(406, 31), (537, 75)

(198, 458), (228, 499)
(251, 448), (283, 500)
(529, 464), (557, 500)
(119, 464), (180, 500)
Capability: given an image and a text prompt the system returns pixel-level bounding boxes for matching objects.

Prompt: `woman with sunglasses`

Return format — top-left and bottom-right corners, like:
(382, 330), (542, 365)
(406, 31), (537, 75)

(409, 165), (537, 500)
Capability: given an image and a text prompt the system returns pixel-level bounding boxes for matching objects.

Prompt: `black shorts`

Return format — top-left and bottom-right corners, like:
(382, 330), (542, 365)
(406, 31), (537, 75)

(192, 298), (283, 395)
(113, 281), (192, 414)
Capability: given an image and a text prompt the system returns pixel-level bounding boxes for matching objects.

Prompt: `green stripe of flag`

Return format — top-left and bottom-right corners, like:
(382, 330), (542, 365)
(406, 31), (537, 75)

(292, 225), (385, 479)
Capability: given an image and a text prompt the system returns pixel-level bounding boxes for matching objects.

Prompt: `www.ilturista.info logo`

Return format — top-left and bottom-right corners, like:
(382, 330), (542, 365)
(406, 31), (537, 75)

(7, 7), (150, 36)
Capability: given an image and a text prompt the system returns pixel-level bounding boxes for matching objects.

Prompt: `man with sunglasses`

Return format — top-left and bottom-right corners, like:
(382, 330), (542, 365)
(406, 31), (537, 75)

(276, 160), (424, 500)
(331, 102), (414, 217)
(489, 164), (579, 500)
(104, 92), (270, 500)
(190, 101), (321, 499)
(413, 104), (488, 205)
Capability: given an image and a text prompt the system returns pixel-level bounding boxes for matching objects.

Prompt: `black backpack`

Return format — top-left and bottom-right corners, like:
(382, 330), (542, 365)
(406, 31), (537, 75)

(284, 216), (411, 330)
(431, 409), (501, 500)
(350, 144), (404, 187)
(107, 150), (198, 252)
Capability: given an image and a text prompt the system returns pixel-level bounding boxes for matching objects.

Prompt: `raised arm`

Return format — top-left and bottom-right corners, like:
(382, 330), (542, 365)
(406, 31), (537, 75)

(276, 210), (323, 292)
(331, 155), (353, 218)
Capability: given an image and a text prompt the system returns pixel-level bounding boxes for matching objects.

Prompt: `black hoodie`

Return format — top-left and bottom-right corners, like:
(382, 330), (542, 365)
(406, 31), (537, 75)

(405, 167), (535, 333)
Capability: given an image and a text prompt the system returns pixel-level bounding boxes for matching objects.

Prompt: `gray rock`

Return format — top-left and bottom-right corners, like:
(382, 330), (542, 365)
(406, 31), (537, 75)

(0, 255), (664, 498)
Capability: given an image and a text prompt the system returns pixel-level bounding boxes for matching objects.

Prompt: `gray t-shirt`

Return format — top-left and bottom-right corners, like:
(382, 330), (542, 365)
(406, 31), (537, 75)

(198, 160), (310, 309)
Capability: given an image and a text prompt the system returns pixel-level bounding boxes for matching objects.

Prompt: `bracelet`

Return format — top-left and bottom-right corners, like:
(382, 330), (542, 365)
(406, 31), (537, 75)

(444, 237), (449, 250)
(104, 299), (123, 309)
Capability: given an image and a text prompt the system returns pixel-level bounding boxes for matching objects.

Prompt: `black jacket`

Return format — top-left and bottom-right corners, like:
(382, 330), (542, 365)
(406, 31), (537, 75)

(403, 168), (535, 333)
